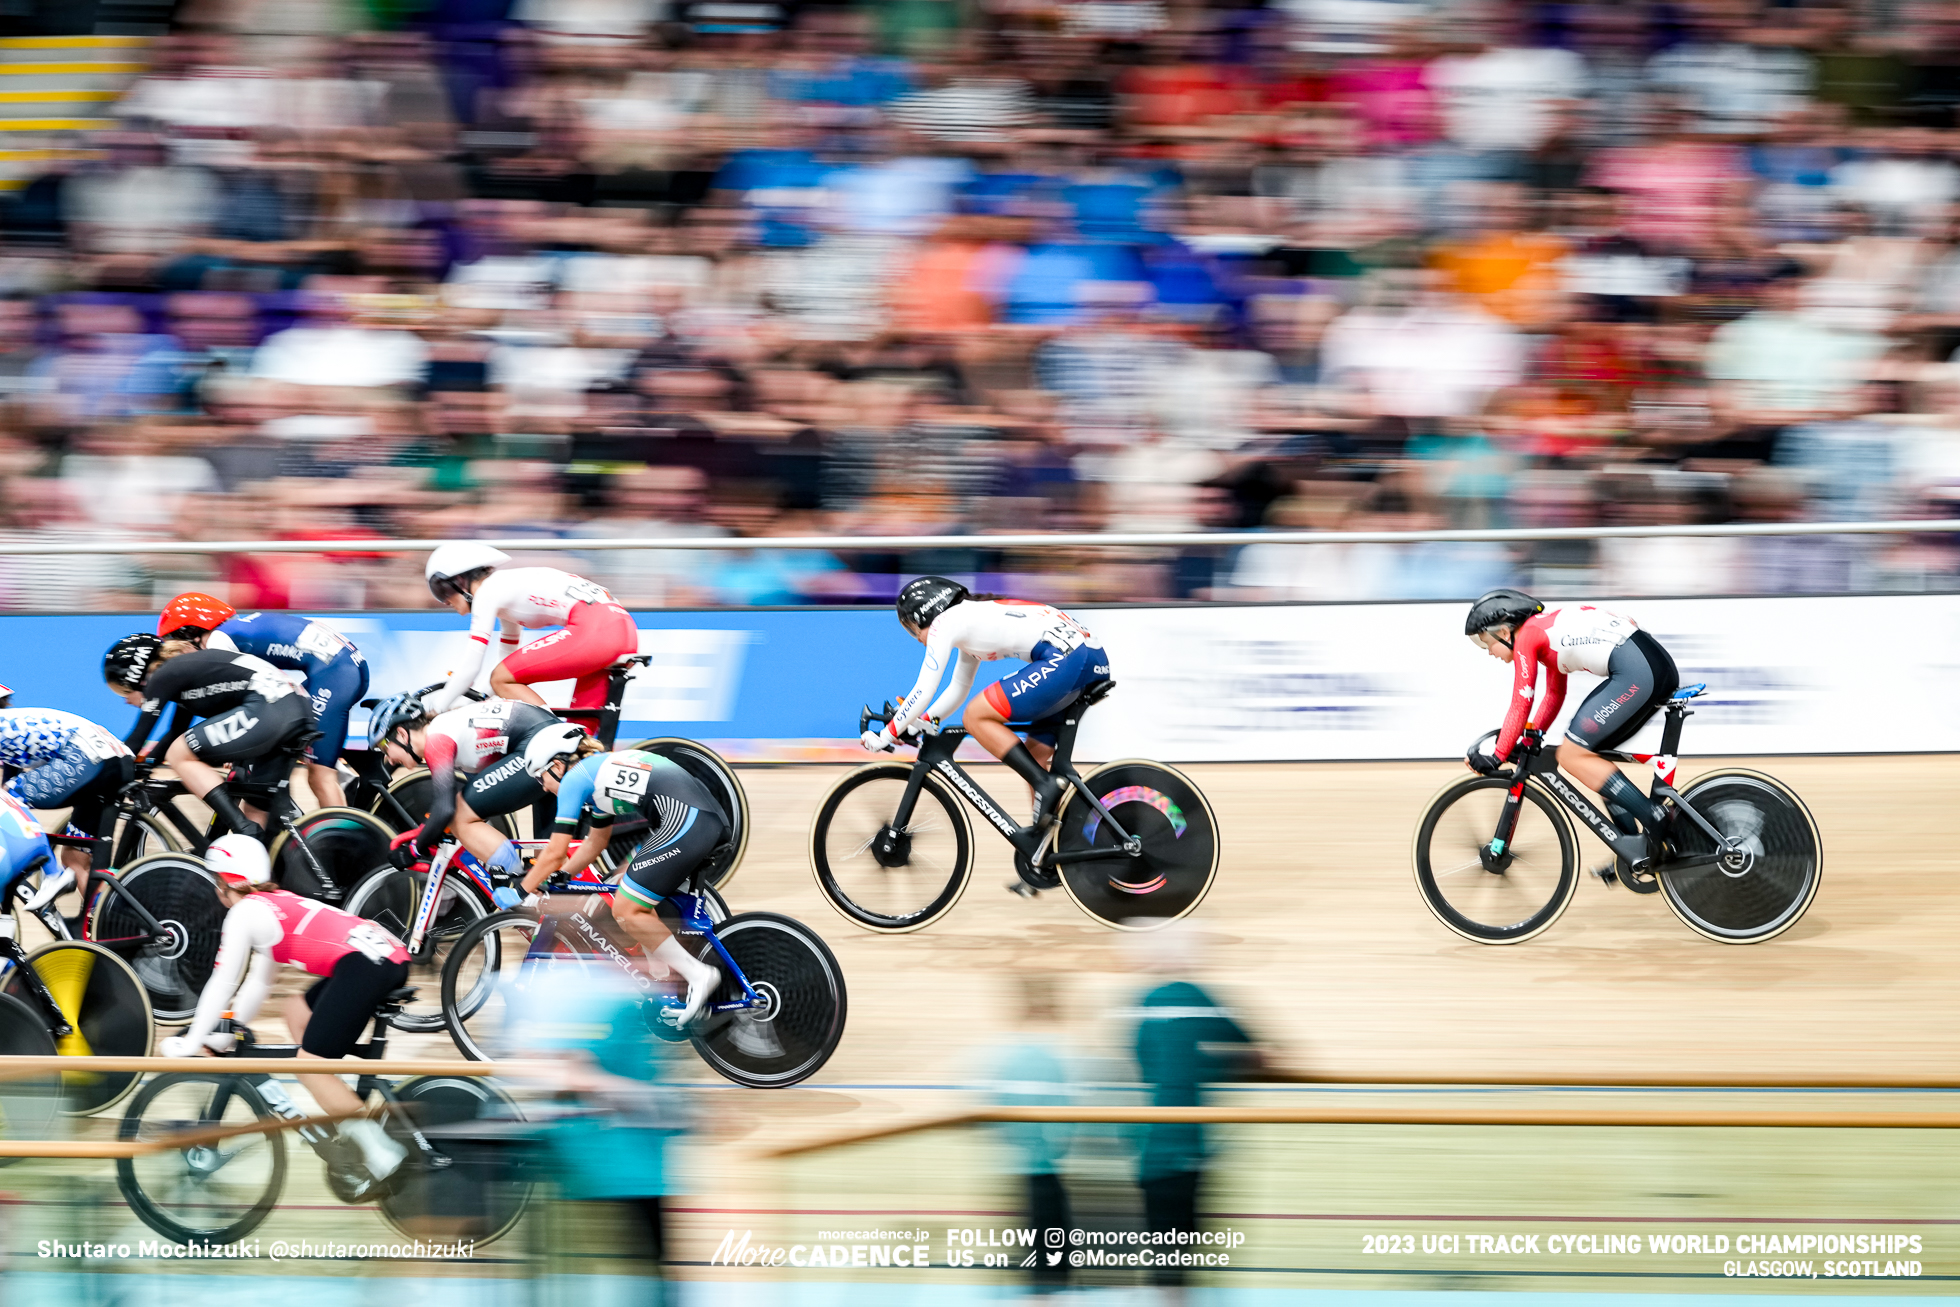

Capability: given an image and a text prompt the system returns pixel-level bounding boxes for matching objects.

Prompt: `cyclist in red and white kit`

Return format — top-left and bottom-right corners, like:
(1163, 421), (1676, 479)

(865, 577), (1111, 824)
(422, 544), (640, 732)
(160, 835), (412, 1194)
(1464, 588), (1680, 837)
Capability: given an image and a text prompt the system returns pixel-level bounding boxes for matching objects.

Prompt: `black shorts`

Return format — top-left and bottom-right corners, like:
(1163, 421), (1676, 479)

(461, 752), (546, 819)
(301, 952), (411, 1058)
(1565, 629), (1679, 754)
(184, 694), (312, 766)
(618, 808), (726, 907)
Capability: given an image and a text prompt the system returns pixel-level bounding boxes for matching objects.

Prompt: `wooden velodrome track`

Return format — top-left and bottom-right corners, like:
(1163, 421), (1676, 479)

(721, 755), (1954, 1091)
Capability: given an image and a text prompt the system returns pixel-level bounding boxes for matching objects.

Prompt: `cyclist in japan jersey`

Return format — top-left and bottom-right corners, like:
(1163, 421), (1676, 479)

(0, 699), (133, 906)
(366, 691), (564, 883)
(1464, 589), (1680, 837)
(107, 636), (313, 841)
(866, 577), (1111, 825)
(422, 543), (639, 734)
(518, 732), (727, 1027)
(157, 593), (369, 809)
(162, 835), (410, 1194)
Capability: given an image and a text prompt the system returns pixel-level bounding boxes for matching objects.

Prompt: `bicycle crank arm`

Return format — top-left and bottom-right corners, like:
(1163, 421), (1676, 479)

(1053, 844), (1144, 865)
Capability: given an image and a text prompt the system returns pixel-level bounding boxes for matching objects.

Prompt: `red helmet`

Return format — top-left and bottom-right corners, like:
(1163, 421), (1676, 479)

(157, 592), (236, 638)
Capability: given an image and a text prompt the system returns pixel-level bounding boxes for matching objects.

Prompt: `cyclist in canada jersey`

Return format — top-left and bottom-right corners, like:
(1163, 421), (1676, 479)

(0, 696), (133, 910)
(517, 731), (728, 1027)
(866, 577), (1111, 825)
(105, 635), (314, 841)
(156, 593), (369, 810)
(422, 543), (639, 733)
(366, 691), (563, 882)
(1464, 588), (1681, 837)
(161, 835), (410, 1195)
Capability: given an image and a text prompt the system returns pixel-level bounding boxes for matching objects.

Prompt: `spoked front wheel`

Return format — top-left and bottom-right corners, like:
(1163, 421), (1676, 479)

(809, 764), (973, 933)
(116, 1072), (286, 1245)
(1053, 761), (1221, 931)
(692, 911), (847, 1088)
(1413, 775), (1579, 944)
(1659, 769), (1822, 944)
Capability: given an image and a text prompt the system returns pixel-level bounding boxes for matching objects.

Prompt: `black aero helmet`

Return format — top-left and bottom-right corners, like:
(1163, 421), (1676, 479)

(895, 576), (969, 630)
(104, 633), (164, 690)
(1465, 588), (1544, 640)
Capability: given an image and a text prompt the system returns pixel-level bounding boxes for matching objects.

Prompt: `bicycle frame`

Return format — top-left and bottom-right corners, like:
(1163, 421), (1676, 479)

(405, 837), (615, 955)
(524, 882), (762, 1022)
(0, 882), (71, 1038)
(1484, 685), (1746, 877)
(871, 690), (1143, 870)
(218, 1009), (443, 1163)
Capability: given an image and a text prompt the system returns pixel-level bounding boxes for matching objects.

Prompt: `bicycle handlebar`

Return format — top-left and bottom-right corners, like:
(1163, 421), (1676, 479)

(858, 700), (922, 746)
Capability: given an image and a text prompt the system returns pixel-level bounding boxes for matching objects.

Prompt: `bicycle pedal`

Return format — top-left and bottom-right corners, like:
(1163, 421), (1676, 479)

(1005, 879), (1040, 899)
(1591, 864), (1618, 888)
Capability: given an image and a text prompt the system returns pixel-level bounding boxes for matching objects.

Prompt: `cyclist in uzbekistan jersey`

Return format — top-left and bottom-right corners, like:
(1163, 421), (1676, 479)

(1464, 589), (1681, 838)
(515, 729), (728, 1027)
(154, 594), (368, 810)
(864, 577), (1111, 826)
(161, 835), (411, 1197)
(365, 691), (566, 883)
(106, 634), (314, 841)
(0, 693), (133, 917)
(421, 544), (639, 734)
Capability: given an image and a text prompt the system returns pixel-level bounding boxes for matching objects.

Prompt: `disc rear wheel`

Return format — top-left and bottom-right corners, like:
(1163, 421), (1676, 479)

(1054, 761), (1220, 931)
(90, 854), (225, 1023)
(1660, 769), (1821, 944)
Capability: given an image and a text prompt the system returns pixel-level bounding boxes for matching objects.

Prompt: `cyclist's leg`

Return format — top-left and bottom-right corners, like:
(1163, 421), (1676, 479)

(613, 810), (726, 1021)
(457, 762), (543, 877)
(301, 655), (368, 810)
(285, 954), (411, 1176)
(8, 745), (108, 878)
(174, 696), (311, 838)
(1558, 631), (1679, 831)
(968, 644), (1109, 817)
(492, 602), (638, 733)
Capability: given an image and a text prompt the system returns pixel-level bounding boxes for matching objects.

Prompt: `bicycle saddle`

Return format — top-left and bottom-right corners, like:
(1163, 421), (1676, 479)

(380, 985), (419, 1006)
(1080, 680), (1117, 708)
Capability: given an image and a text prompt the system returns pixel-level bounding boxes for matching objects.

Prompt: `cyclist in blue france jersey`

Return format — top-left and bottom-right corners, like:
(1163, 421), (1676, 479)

(513, 728), (728, 1027)
(865, 577), (1111, 825)
(0, 693), (133, 911)
(155, 593), (368, 809)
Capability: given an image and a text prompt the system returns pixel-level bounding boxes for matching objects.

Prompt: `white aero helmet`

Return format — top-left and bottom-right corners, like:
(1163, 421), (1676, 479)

(206, 833), (272, 887)
(426, 542), (511, 605)
(522, 723), (587, 778)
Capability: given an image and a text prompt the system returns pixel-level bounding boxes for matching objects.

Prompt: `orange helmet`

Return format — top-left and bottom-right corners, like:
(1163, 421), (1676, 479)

(157, 592), (236, 638)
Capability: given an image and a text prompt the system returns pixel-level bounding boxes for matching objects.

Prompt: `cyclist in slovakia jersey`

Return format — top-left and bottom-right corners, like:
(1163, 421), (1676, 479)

(161, 836), (410, 1195)
(106, 636), (314, 841)
(0, 698), (133, 909)
(1464, 589), (1681, 837)
(157, 593), (369, 809)
(422, 543), (639, 733)
(519, 733), (728, 1027)
(866, 577), (1111, 824)
(367, 692), (565, 884)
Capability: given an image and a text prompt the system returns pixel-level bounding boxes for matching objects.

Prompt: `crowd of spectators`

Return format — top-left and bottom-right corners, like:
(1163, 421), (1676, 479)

(4, 0), (1960, 611)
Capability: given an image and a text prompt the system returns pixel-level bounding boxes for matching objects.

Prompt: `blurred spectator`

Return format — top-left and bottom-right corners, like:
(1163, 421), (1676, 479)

(990, 972), (1075, 1297)
(0, 0), (1948, 612)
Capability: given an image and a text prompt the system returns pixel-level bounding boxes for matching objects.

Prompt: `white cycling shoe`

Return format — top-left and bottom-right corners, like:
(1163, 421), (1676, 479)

(654, 937), (720, 1028)
(340, 1118), (406, 1182)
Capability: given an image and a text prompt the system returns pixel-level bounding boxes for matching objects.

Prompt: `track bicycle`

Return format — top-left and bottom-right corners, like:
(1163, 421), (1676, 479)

(809, 681), (1220, 933)
(354, 666), (750, 891)
(347, 834), (731, 1032)
(116, 987), (529, 1246)
(440, 860), (843, 1088)
(1412, 683), (1823, 945)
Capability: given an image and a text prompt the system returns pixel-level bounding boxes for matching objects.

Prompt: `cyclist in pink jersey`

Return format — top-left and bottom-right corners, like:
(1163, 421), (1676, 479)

(422, 543), (640, 733)
(160, 835), (412, 1188)
(1464, 588), (1680, 837)
(864, 577), (1111, 825)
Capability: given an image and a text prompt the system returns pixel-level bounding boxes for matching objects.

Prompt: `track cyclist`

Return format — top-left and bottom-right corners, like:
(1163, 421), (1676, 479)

(367, 691), (569, 880)
(160, 834), (411, 1197)
(421, 544), (639, 734)
(1464, 588), (1681, 840)
(106, 634), (313, 841)
(156, 593), (369, 809)
(0, 690), (133, 915)
(864, 577), (1111, 826)
(513, 729), (727, 1027)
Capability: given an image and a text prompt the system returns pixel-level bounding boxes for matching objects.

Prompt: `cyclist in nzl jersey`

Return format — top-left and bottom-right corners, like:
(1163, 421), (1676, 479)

(865, 577), (1111, 826)
(1464, 588), (1681, 840)
(156, 594), (369, 809)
